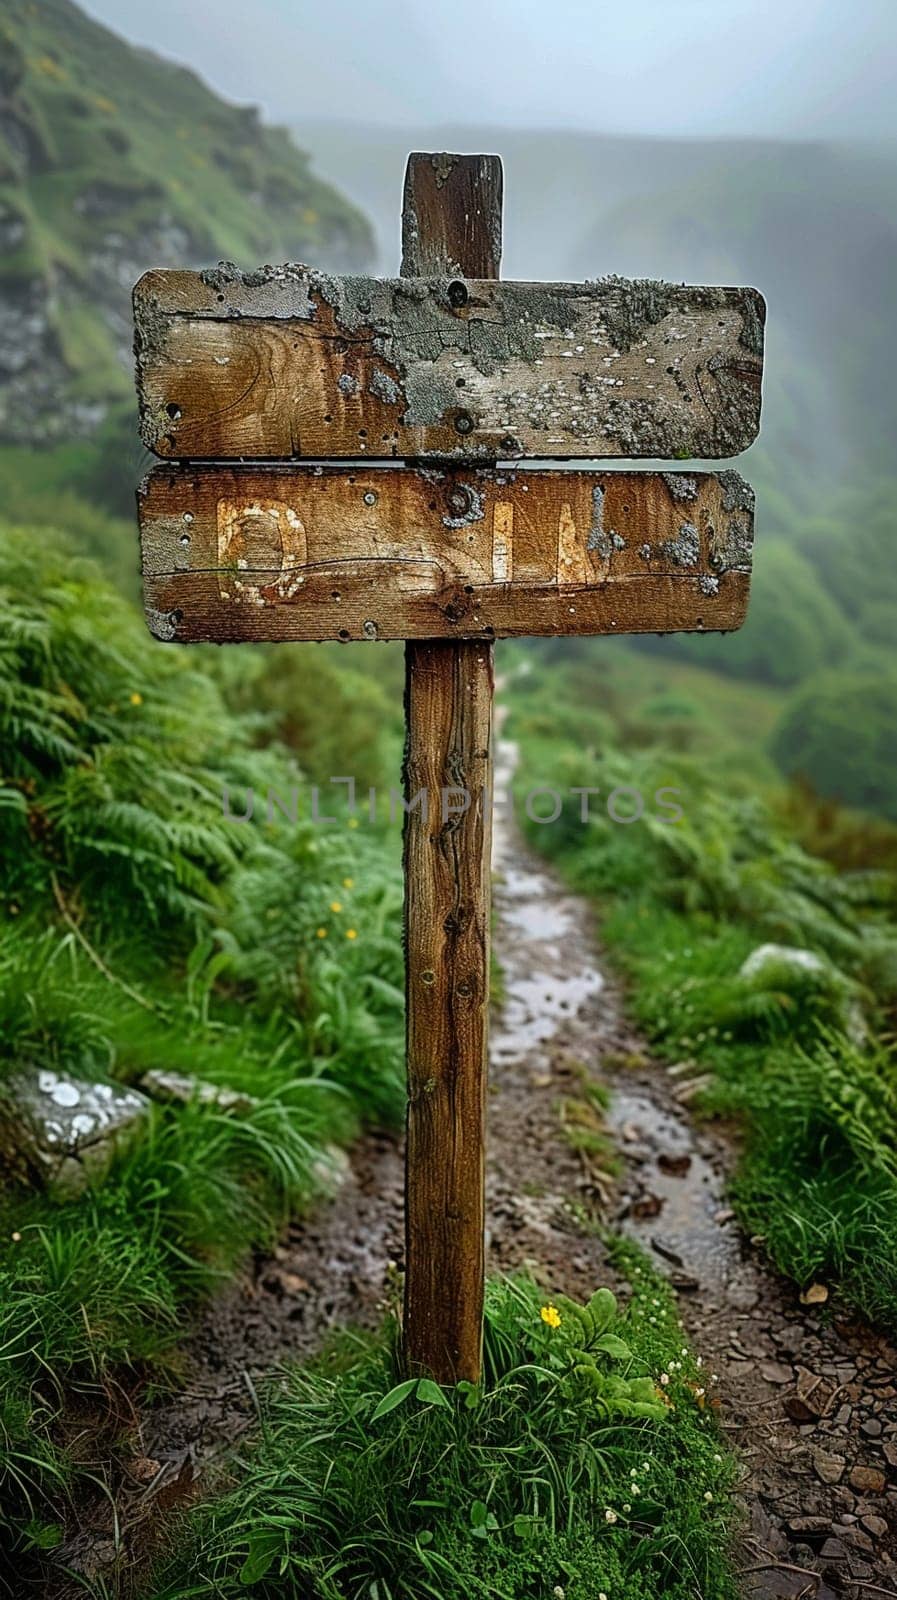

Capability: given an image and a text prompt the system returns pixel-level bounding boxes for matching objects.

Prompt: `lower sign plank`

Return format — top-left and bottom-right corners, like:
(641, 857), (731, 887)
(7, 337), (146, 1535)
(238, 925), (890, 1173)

(139, 465), (754, 643)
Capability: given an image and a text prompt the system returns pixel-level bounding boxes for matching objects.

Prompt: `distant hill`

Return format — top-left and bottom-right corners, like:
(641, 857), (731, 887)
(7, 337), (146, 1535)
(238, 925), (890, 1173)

(294, 120), (897, 492)
(0, 0), (374, 445)
(570, 141), (897, 492)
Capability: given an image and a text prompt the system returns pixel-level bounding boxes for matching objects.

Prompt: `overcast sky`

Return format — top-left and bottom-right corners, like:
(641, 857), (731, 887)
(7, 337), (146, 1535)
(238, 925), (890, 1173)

(81, 0), (896, 141)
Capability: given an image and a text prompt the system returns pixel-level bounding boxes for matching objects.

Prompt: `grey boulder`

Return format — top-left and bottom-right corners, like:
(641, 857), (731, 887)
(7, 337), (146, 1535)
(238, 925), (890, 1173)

(0, 1067), (149, 1199)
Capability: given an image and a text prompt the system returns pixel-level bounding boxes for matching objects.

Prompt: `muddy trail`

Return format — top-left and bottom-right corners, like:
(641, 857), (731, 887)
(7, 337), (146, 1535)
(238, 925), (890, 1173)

(54, 738), (897, 1599)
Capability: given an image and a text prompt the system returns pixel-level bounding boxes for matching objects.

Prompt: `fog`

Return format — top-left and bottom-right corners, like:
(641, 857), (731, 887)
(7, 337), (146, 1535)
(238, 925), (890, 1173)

(81, 0), (897, 142)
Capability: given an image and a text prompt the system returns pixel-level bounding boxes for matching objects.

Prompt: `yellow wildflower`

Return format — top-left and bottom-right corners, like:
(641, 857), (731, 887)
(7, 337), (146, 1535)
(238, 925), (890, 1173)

(347, 817), (359, 829)
(330, 901), (342, 913)
(540, 1303), (561, 1329)
(129, 692), (143, 706)
(342, 877), (354, 889)
(346, 928), (357, 940)
(316, 927), (327, 939)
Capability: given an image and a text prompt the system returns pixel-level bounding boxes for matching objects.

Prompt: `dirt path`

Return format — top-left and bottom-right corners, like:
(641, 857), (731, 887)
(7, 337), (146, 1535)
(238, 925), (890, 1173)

(56, 739), (897, 1598)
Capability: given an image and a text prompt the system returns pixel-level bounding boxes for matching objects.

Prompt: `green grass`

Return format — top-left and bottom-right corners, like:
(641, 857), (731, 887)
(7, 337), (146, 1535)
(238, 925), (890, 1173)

(508, 654), (897, 1332)
(0, 436), (140, 593)
(0, 522), (406, 1572)
(152, 1263), (737, 1600)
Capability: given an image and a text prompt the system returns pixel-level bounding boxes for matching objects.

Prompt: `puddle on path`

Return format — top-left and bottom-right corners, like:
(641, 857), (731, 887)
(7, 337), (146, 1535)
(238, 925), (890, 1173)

(491, 737), (604, 1072)
(606, 1085), (759, 1308)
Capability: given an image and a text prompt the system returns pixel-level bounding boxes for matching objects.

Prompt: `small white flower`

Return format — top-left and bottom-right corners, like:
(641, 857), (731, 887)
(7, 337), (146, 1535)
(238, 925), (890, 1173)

(713, 1453), (722, 1464)
(630, 1466), (638, 1477)
(696, 1356), (703, 1368)
(680, 1347), (688, 1357)
(642, 1461), (651, 1472)
(704, 1491), (713, 1503)
(631, 1484), (640, 1495)
(659, 1373), (670, 1386)
(599, 1593), (609, 1600)
(605, 1508), (618, 1524)
(695, 1386), (705, 1398)
(553, 1588), (565, 1599)
(622, 1503), (631, 1513)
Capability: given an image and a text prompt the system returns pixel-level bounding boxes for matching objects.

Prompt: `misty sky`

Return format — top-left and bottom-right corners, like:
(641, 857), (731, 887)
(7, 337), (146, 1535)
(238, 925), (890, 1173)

(81, 0), (896, 141)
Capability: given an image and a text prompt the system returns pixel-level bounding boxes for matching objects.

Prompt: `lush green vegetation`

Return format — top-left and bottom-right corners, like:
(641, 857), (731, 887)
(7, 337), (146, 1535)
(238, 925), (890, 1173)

(0, 524), (404, 1567)
(509, 654), (897, 1330)
(155, 1264), (736, 1600)
(623, 471), (897, 815)
(771, 665), (897, 822)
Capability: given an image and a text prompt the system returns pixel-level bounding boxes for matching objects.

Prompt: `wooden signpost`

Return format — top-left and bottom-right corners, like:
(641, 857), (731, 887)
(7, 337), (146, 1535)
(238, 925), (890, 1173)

(134, 153), (764, 1384)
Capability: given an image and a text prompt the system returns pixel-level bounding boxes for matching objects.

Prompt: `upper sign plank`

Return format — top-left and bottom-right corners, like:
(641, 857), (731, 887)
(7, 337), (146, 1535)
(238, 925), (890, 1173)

(134, 266), (765, 463)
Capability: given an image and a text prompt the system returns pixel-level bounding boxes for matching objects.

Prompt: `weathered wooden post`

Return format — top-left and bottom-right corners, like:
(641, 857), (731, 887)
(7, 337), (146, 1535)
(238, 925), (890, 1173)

(133, 151), (764, 1385)
(401, 155), (502, 1383)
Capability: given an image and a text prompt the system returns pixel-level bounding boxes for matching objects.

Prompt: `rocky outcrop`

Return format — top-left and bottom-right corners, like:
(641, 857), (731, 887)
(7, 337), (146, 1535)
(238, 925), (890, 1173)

(0, 0), (374, 446)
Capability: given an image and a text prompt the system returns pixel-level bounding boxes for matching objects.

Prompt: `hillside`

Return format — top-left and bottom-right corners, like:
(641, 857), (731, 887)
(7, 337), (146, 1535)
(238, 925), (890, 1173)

(572, 141), (897, 490)
(290, 118), (897, 813)
(0, 0), (374, 445)
(294, 120), (897, 489)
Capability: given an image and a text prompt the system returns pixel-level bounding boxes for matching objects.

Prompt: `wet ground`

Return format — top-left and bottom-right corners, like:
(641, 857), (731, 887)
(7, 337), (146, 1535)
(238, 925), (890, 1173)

(51, 738), (897, 1598)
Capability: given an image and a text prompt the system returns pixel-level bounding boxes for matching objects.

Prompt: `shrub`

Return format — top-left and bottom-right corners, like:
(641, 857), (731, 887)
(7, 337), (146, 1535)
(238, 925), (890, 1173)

(771, 666), (897, 821)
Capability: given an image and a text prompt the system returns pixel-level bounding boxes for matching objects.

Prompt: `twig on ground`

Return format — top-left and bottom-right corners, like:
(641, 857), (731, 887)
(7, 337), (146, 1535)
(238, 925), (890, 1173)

(51, 871), (165, 1015)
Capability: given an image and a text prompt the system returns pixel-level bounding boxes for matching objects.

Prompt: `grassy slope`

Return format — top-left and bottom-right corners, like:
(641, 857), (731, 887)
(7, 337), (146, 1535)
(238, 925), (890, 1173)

(508, 654), (897, 1332)
(516, 639), (784, 774)
(0, 525), (406, 1574)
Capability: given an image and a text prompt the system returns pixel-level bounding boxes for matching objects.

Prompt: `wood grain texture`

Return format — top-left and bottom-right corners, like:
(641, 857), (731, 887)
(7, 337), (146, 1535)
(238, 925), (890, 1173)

(133, 265), (764, 463)
(139, 463), (753, 643)
(402, 635), (493, 1383)
(401, 152), (503, 279)
(401, 153), (500, 1385)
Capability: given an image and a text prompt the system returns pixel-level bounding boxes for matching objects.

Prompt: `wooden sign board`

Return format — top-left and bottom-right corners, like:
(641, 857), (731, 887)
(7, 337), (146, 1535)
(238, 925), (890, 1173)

(139, 464), (753, 643)
(132, 149), (766, 1388)
(133, 267), (764, 462)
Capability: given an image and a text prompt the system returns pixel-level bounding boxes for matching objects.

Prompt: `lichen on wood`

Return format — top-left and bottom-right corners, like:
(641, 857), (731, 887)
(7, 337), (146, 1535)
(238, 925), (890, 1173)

(133, 265), (765, 462)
